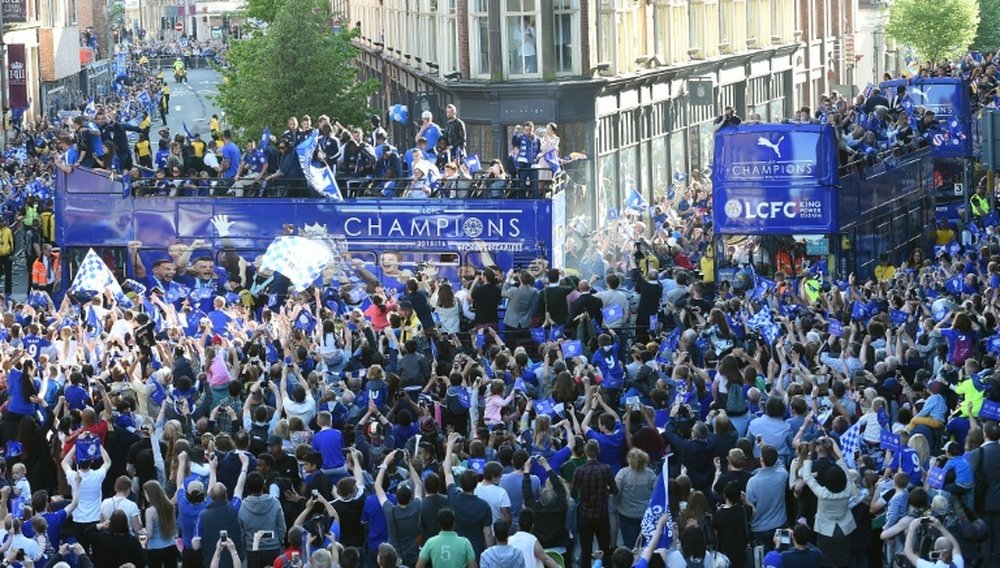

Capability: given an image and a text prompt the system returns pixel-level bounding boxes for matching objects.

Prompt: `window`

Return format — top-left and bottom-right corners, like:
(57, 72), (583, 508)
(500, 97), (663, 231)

(770, 0), (779, 41)
(719, 0), (730, 46)
(689, 0), (703, 50)
(470, 0), (491, 77)
(616, 0), (640, 73)
(438, 0), (458, 74)
(67, 0), (76, 26)
(553, 0), (578, 74)
(420, 0), (436, 64)
(746, 0), (760, 46)
(598, 0), (615, 67)
(505, 0), (539, 77)
(653, 0), (670, 63)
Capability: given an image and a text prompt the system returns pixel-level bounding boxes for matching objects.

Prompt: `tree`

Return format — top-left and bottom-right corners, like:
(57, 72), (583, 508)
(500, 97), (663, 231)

(972, 0), (1000, 51)
(215, 0), (377, 139)
(885, 0), (979, 64)
(242, 0), (284, 23)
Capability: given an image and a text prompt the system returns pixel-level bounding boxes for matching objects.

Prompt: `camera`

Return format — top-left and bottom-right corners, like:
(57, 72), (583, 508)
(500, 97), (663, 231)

(220, 530), (228, 543)
(312, 489), (319, 498)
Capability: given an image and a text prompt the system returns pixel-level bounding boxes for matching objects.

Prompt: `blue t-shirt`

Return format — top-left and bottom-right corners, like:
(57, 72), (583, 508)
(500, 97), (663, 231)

(312, 428), (345, 469)
(361, 493), (394, 551)
(221, 141), (241, 178)
(890, 446), (924, 486)
(422, 123), (442, 151)
(586, 426), (626, 472)
(242, 148), (267, 174)
(64, 384), (92, 411)
(591, 343), (624, 390)
(6, 369), (38, 416)
(21, 334), (50, 361)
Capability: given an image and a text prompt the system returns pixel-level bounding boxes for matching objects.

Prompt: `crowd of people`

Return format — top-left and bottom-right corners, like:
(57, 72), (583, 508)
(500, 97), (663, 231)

(2, 41), (1000, 568)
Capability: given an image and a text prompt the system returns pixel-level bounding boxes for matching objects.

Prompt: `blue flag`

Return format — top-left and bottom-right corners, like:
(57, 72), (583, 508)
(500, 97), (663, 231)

(602, 304), (624, 325)
(529, 326), (546, 344)
(889, 309), (908, 325)
(640, 468), (674, 550)
(182, 122), (194, 139)
(829, 320), (843, 337)
(293, 310), (316, 334)
(467, 458), (486, 474)
(296, 132), (344, 200)
(549, 325), (564, 341)
(945, 274), (965, 295)
(5, 440), (22, 458)
(561, 340), (583, 358)
(624, 185), (648, 212)
(464, 154), (482, 174)
(661, 327), (680, 353)
(648, 314), (659, 331)
(86, 306), (100, 329)
(474, 331), (486, 349)
(851, 301), (870, 321)
(981, 399), (1000, 421)
(75, 435), (101, 462)
(260, 127), (271, 151)
(534, 398), (557, 416)
(877, 407), (891, 429)
(430, 339), (439, 360)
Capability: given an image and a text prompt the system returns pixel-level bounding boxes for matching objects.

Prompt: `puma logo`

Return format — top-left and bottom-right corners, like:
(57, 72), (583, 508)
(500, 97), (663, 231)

(756, 136), (784, 158)
(909, 86), (931, 101)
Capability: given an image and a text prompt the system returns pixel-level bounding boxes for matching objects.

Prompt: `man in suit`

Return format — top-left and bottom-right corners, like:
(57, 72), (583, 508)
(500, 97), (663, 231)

(501, 269), (538, 346)
(630, 250), (663, 340)
(864, 88), (890, 113)
(536, 269), (573, 326)
(570, 280), (603, 329)
(969, 421), (1000, 565)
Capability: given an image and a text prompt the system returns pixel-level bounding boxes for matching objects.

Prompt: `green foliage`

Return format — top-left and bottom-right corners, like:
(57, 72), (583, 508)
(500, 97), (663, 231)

(215, 0), (377, 140)
(886, 0), (980, 63)
(242, 0), (284, 23)
(972, 0), (1000, 51)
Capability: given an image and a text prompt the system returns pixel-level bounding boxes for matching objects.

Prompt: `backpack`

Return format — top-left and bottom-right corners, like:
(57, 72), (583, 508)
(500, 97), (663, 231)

(248, 423), (269, 456)
(725, 386), (748, 416)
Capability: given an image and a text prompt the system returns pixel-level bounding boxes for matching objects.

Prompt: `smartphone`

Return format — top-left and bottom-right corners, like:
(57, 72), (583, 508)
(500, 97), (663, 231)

(626, 396), (640, 408)
(776, 529), (791, 545)
(928, 551), (942, 561)
(312, 489), (320, 498)
(220, 530), (228, 543)
(261, 530), (275, 540)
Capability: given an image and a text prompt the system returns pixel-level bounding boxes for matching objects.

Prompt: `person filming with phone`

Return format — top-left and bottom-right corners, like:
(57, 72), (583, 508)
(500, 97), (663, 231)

(903, 516), (964, 568)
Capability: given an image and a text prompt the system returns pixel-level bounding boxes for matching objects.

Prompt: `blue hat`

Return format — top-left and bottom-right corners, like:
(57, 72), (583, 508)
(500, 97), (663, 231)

(763, 551), (782, 568)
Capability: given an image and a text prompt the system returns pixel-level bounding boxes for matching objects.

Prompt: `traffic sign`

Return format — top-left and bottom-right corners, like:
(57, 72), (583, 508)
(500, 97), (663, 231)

(175, 22), (183, 32)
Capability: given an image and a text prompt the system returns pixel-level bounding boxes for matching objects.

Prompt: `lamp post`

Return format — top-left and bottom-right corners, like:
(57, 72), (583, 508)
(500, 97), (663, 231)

(0, 5), (8, 147)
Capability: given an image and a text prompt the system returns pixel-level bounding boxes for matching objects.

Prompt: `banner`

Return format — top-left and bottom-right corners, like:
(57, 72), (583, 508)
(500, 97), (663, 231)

(713, 184), (837, 234)
(712, 125), (840, 187)
(1, 0), (27, 23)
(6, 44), (28, 109)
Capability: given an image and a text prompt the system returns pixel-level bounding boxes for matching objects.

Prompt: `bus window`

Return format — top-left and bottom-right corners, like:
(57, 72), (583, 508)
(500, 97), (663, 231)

(347, 251), (462, 293)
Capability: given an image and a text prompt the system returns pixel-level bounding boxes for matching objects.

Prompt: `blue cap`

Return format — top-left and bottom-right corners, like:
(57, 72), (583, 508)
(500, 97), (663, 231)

(763, 551), (782, 568)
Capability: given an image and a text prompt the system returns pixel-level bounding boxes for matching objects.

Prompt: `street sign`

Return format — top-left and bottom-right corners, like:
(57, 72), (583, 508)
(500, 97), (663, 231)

(175, 22), (183, 31)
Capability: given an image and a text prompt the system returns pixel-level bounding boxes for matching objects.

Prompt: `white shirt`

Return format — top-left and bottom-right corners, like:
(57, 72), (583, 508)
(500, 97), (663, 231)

(109, 319), (133, 341)
(74, 469), (109, 523)
(915, 556), (963, 568)
(283, 391), (317, 425)
(666, 550), (716, 568)
(474, 482), (511, 522)
(7, 534), (41, 561)
(508, 531), (543, 568)
(100, 495), (141, 528)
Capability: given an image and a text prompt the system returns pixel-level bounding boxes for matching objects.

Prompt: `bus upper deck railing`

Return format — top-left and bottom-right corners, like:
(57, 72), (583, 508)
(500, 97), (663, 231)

(60, 167), (557, 201)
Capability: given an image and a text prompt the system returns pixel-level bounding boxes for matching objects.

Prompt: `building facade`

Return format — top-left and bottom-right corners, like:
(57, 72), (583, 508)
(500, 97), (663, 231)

(2, 0), (81, 124)
(351, 0), (856, 226)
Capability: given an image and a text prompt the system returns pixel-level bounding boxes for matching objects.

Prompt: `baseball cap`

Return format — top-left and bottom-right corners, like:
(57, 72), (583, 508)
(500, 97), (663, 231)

(421, 111), (432, 120)
(187, 480), (205, 495)
(763, 551), (782, 568)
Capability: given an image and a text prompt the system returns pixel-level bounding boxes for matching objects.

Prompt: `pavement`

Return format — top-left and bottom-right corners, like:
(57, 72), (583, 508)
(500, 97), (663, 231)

(155, 67), (225, 140)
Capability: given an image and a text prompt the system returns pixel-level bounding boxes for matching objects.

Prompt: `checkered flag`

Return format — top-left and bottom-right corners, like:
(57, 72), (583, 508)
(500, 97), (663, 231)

(70, 249), (124, 298)
(839, 420), (863, 469)
(260, 236), (334, 291)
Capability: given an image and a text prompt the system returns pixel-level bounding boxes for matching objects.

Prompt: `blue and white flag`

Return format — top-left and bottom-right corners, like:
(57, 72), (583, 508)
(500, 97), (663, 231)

(986, 333), (1000, 355)
(430, 338), (439, 360)
(138, 90), (152, 110)
(260, 127), (271, 151)
(70, 249), (125, 298)
(543, 149), (561, 175)
(84, 99), (96, 118)
(840, 420), (863, 469)
(561, 340), (583, 358)
(534, 398), (557, 417)
(464, 154), (482, 174)
(260, 236), (334, 291)
(296, 133), (344, 200)
(389, 104), (408, 124)
(945, 274), (965, 295)
(828, 319), (843, 337)
(660, 327), (680, 354)
(549, 325), (564, 341)
(640, 461), (674, 550)
(648, 314), (659, 331)
(602, 304), (624, 325)
(624, 185), (648, 212)
(861, 82), (874, 99)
